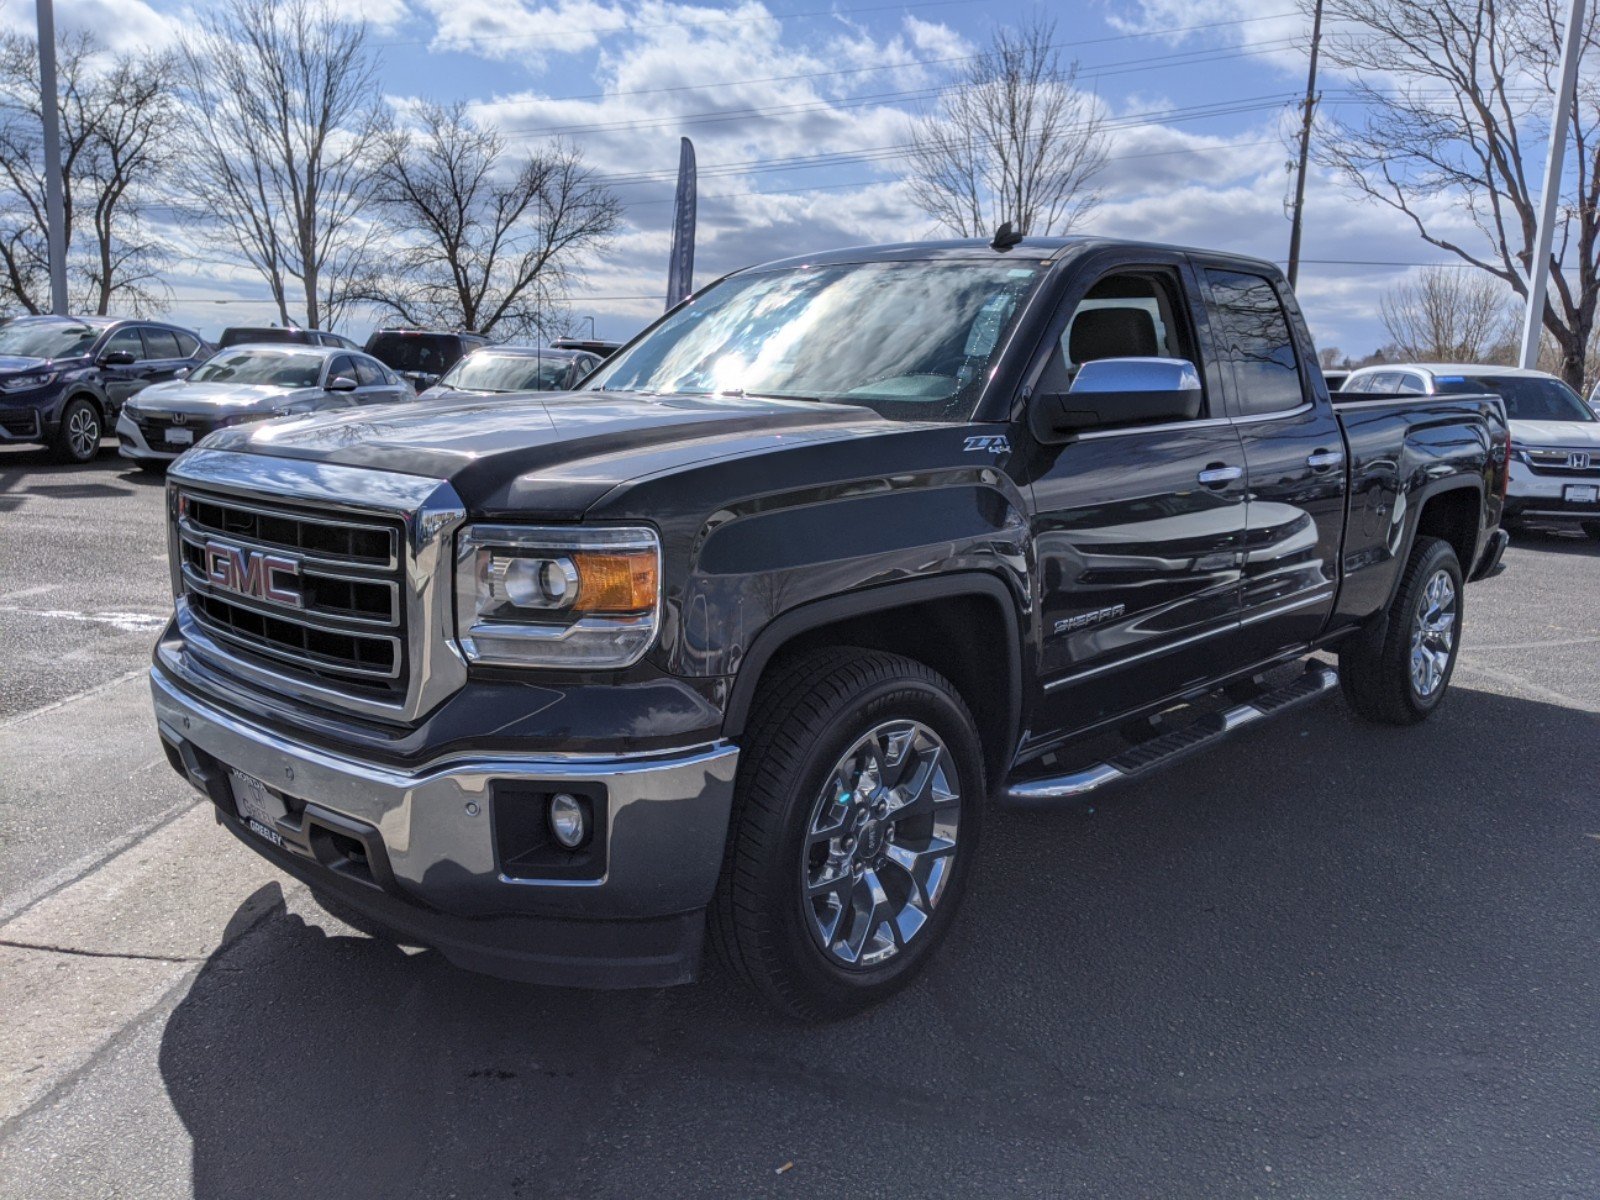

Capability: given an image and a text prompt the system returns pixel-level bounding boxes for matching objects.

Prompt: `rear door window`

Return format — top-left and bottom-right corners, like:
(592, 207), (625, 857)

(354, 357), (384, 386)
(1204, 270), (1305, 416)
(141, 328), (182, 360)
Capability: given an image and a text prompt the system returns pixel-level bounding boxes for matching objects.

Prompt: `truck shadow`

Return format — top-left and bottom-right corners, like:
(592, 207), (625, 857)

(158, 685), (1600, 1199)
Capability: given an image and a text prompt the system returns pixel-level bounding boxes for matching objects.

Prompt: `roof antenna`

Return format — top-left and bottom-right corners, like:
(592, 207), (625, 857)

(991, 221), (1023, 251)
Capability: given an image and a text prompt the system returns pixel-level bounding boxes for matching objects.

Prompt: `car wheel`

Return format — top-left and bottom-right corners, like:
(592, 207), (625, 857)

(52, 397), (102, 463)
(709, 647), (984, 1020)
(1339, 535), (1463, 725)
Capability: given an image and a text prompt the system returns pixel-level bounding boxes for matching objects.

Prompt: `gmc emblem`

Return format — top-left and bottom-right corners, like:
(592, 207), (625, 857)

(203, 540), (302, 608)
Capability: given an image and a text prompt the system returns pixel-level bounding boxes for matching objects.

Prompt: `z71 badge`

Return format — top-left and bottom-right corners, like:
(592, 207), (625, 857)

(1054, 604), (1126, 635)
(963, 434), (1011, 455)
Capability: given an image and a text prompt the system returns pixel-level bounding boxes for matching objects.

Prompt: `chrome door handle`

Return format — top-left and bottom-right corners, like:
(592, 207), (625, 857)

(1306, 450), (1344, 469)
(1197, 465), (1243, 486)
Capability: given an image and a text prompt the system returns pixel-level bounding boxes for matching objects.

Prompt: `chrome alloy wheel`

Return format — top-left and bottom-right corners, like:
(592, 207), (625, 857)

(1410, 568), (1457, 698)
(801, 720), (961, 969)
(67, 406), (100, 459)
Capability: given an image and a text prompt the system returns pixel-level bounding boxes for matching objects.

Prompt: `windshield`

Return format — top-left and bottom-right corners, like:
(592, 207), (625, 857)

(1434, 374), (1596, 422)
(0, 321), (99, 360)
(189, 349), (324, 388)
(438, 353), (573, 393)
(367, 333), (461, 374)
(584, 259), (1046, 421)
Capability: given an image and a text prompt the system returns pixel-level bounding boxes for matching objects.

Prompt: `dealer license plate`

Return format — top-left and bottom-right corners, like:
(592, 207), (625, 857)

(1564, 484), (1599, 505)
(230, 769), (286, 846)
(164, 427), (194, 446)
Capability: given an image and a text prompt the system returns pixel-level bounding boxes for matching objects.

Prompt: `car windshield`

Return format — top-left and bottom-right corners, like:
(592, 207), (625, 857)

(1434, 374), (1596, 422)
(367, 333), (460, 374)
(189, 349), (323, 388)
(0, 321), (100, 360)
(437, 353), (573, 393)
(583, 259), (1046, 421)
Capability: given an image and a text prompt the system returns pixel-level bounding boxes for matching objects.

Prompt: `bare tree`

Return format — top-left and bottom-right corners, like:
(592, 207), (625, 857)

(1380, 267), (1517, 362)
(179, 0), (386, 331)
(0, 31), (176, 315)
(907, 19), (1107, 238)
(363, 103), (621, 339)
(1314, 0), (1600, 388)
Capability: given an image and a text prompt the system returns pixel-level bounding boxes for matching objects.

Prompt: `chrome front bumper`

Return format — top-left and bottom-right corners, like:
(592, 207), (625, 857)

(150, 672), (742, 928)
(116, 411), (179, 462)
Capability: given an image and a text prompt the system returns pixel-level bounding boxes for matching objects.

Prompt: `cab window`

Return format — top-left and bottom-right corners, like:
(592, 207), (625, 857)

(1205, 269), (1304, 416)
(1037, 268), (1207, 417)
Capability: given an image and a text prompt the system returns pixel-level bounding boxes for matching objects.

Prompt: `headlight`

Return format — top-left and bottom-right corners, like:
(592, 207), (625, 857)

(455, 524), (660, 668)
(0, 372), (55, 392)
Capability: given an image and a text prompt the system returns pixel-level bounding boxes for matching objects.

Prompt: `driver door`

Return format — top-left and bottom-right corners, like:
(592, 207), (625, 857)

(1023, 254), (1247, 749)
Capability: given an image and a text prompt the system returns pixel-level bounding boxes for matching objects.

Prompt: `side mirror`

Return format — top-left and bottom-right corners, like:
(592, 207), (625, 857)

(325, 374), (358, 392)
(100, 349), (137, 367)
(1031, 357), (1203, 441)
(173, 366), (190, 380)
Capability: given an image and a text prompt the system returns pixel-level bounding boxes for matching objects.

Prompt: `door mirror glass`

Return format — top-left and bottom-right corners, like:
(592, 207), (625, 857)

(100, 349), (137, 367)
(1032, 357), (1203, 439)
(325, 374), (358, 392)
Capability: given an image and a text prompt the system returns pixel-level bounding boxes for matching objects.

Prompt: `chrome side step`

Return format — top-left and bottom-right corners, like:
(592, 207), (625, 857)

(1001, 663), (1339, 808)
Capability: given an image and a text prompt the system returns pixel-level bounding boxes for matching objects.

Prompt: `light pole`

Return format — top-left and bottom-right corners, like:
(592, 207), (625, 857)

(36, 0), (68, 315)
(1519, 0), (1588, 371)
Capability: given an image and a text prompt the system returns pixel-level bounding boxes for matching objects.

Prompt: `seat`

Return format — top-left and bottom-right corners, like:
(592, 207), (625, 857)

(1069, 307), (1160, 364)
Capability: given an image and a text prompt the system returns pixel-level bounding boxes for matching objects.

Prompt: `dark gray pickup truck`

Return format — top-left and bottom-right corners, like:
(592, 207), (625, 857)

(150, 236), (1509, 1018)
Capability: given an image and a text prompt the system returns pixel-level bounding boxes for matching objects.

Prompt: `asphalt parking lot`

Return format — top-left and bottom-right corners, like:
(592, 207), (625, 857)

(2, 438), (1599, 1199)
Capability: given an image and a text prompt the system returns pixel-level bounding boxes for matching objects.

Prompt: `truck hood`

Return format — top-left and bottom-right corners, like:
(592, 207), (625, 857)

(202, 389), (900, 517)
(1508, 418), (1600, 447)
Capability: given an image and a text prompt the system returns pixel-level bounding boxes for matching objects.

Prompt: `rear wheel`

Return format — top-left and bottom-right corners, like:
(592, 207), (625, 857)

(1339, 536), (1463, 725)
(710, 648), (984, 1020)
(52, 397), (102, 463)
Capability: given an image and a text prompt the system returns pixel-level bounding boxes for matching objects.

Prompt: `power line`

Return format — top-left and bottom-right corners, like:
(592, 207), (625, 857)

(463, 10), (1301, 108)
(375, 0), (986, 49)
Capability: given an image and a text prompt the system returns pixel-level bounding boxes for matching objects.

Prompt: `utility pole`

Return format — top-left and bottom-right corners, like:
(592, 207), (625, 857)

(1519, 0), (1587, 370)
(36, 0), (69, 315)
(1286, 0), (1324, 292)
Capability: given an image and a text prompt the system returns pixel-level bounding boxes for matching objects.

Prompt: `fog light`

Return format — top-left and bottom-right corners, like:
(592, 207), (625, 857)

(548, 792), (587, 848)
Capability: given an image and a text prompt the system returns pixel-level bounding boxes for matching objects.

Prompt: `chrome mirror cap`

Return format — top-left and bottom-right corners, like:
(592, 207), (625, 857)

(1070, 356), (1202, 395)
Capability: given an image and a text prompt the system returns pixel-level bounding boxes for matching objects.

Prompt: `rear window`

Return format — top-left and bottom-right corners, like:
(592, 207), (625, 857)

(1433, 375), (1595, 422)
(218, 328), (307, 349)
(366, 333), (463, 374)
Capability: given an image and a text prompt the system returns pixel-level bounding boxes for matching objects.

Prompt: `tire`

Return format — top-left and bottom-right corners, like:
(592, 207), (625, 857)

(52, 397), (102, 464)
(1581, 521), (1600, 541)
(1339, 536), (1463, 725)
(710, 648), (984, 1021)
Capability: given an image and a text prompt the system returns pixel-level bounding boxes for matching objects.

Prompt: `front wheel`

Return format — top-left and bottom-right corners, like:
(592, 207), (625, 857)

(52, 397), (102, 463)
(1339, 535), (1463, 725)
(710, 648), (984, 1020)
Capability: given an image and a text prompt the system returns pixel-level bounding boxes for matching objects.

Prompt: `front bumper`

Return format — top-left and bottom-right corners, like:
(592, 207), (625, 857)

(152, 666), (740, 988)
(116, 411), (181, 462)
(1505, 460), (1600, 520)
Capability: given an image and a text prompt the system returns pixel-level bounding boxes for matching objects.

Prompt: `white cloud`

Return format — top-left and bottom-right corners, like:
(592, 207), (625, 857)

(0, 0), (183, 53)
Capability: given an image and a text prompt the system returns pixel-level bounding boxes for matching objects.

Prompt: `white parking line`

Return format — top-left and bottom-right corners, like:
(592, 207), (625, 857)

(0, 585), (56, 603)
(0, 605), (167, 634)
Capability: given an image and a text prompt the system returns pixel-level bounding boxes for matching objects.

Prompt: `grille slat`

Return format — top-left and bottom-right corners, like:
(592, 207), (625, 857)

(176, 488), (408, 700)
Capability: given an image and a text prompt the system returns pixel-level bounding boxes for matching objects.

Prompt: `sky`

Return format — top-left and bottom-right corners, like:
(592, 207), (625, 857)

(2, 0), (1533, 356)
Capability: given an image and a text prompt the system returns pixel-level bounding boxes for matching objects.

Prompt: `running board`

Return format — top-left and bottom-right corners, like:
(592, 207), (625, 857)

(1001, 663), (1339, 808)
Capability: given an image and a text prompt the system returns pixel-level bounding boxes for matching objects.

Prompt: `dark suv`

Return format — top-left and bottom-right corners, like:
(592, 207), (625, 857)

(364, 329), (489, 392)
(216, 326), (360, 351)
(0, 315), (211, 463)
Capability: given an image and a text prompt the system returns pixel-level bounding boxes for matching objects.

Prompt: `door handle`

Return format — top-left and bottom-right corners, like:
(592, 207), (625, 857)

(1197, 465), (1243, 487)
(1306, 449), (1343, 469)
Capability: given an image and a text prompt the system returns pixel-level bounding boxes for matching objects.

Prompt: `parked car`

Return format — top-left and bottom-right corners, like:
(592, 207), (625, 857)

(417, 346), (603, 398)
(216, 326), (360, 351)
(364, 328), (489, 392)
(1344, 362), (1600, 539)
(0, 315), (210, 463)
(550, 336), (624, 359)
(116, 344), (411, 470)
(150, 236), (1508, 1019)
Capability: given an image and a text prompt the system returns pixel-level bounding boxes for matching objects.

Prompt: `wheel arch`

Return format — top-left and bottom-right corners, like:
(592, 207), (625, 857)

(1407, 480), (1482, 584)
(721, 573), (1024, 787)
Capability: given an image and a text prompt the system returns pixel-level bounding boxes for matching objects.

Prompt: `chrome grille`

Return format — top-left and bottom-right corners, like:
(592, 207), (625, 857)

(175, 488), (408, 699)
(1525, 448), (1600, 476)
